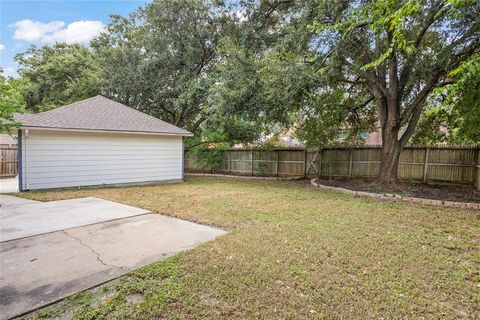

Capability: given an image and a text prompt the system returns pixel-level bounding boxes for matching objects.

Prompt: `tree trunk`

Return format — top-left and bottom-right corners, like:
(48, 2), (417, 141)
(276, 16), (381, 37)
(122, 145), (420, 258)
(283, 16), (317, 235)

(378, 126), (402, 186)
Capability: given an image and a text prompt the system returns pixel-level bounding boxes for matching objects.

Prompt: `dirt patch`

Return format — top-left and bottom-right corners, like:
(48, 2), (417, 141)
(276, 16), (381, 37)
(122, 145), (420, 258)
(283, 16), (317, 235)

(316, 178), (480, 203)
(125, 293), (144, 304)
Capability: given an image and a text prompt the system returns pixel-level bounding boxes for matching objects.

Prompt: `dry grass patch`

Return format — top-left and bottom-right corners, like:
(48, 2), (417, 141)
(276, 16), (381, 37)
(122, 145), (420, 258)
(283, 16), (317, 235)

(17, 177), (480, 319)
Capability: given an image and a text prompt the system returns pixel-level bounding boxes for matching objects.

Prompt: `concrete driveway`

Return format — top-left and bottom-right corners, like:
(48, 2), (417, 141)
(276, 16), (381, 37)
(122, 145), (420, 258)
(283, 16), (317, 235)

(0, 195), (226, 319)
(0, 178), (18, 194)
(1, 197), (150, 241)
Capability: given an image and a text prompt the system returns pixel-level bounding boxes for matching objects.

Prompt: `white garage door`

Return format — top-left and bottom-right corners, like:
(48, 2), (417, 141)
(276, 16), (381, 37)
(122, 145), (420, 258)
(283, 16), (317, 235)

(20, 130), (183, 190)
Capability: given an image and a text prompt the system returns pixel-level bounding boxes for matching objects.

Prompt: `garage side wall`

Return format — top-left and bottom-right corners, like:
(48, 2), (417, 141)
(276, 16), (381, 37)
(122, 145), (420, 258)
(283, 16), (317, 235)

(22, 130), (183, 190)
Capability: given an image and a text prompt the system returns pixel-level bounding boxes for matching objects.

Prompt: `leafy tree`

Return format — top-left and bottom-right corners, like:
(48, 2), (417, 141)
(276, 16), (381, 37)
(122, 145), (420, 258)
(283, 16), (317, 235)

(411, 54), (480, 145)
(409, 105), (450, 145)
(185, 131), (230, 172)
(210, 0), (378, 147)
(15, 43), (100, 112)
(0, 70), (27, 132)
(205, 0), (312, 144)
(442, 54), (480, 144)
(307, 0), (479, 184)
(92, 0), (234, 134)
(93, 0), (300, 145)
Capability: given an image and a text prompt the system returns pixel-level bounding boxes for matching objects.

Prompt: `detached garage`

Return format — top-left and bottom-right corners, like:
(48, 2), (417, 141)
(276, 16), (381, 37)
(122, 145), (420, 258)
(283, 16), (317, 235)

(13, 96), (193, 191)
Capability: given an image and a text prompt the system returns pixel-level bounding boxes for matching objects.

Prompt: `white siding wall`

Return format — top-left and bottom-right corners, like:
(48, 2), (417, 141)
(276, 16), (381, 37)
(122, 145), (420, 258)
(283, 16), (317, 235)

(21, 130), (183, 190)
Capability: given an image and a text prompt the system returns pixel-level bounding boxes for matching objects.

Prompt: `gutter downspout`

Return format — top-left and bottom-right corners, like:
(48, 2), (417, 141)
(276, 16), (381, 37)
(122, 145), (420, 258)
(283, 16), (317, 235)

(18, 129), (23, 191)
(181, 137), (185, 180)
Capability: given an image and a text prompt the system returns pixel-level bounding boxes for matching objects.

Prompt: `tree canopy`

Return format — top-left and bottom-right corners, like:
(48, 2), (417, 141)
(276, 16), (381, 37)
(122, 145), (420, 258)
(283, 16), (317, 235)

(0, 70), (27, 132)
(239, 0), (479, 183)
(412, 53), (480, 145)
(15, 43), (100, 112)
(308, 0), (479, 183)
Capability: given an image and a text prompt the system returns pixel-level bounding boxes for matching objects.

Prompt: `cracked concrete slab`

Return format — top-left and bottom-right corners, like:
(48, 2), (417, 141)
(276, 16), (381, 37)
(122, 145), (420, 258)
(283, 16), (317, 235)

(0, 197), (150, 242)
(0, 231), (117, 319)
(0, 214), (226, 319)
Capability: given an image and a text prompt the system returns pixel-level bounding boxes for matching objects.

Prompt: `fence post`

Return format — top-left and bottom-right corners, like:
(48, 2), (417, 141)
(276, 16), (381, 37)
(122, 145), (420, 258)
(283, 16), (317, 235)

(304, 149), (307, 178)
(276, 150), (279, 178)
(348, 148), (353, 179)
(251, 150), (254, 175)
(317, 149), (322, 179)
(329, 149), (333, 180)
(423, 147), (429, 183)
(476, 147), (480, 190)
(221, 152), (225, 173)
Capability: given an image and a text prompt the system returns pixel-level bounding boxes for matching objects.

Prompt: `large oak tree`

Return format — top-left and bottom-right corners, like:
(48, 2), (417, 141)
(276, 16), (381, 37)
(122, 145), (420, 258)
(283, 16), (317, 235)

(309, 0), (479, 184)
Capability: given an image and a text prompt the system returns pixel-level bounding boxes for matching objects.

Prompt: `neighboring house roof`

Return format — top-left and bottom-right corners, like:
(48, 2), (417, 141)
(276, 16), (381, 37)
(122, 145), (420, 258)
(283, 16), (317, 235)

(0, 134), (17, 145)
(14, 95), (193, 136)
(364, 127), (382, 146)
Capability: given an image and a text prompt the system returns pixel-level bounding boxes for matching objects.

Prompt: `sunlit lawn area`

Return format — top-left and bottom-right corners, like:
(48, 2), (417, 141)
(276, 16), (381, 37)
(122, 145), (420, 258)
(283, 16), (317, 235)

(18, 177), (480, 319)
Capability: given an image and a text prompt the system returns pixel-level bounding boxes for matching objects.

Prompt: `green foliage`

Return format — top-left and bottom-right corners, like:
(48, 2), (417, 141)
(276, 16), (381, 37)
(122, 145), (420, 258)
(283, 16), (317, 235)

(409, 105), (450, 145)
(92, 0), (231, 133)
(191, 147), (225, 172)
(303, 0), (479, 156)
(444, 55), (480, 143)
(7, 0), (480, 152)
(254, 161), (269, 176)
(90, 0), (305, 143)
(15, 43), (100, 112)
(412, 54), (480, 144)
(0, 72), (27, 132)
(186, 133), (229, 172)
(206, 37), (265, 142)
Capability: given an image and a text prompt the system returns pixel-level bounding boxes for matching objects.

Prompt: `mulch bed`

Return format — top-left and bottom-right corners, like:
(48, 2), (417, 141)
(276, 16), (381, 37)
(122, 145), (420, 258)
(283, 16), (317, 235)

(316, 178), (480, 204)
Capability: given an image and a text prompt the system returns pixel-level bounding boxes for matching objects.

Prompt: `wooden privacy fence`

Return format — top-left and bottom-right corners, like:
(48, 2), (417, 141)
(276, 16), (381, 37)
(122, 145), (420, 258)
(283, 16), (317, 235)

(185, 146), (480, 187)
(0, 145), (18, 177)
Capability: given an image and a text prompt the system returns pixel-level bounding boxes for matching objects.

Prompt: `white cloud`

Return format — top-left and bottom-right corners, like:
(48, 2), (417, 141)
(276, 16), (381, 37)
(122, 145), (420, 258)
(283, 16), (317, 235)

(43, 20), (104, 44)
(9, 19), (104, 45)
(10, 19), (65, 41)
(0, 44), (5, 50)
(2, 67), (18, 78)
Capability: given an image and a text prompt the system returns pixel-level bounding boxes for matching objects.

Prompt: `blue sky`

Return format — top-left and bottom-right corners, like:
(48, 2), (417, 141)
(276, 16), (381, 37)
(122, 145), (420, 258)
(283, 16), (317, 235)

(1, 0), (149, 77)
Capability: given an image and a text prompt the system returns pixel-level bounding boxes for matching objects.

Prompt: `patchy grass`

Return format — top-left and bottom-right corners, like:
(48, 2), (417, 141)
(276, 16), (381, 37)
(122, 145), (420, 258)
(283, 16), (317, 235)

(16, 177), (480, 319)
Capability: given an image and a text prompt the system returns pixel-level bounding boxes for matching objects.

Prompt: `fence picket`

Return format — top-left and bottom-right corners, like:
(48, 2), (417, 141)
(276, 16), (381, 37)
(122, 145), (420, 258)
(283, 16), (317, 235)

(0, 145), (18, 177)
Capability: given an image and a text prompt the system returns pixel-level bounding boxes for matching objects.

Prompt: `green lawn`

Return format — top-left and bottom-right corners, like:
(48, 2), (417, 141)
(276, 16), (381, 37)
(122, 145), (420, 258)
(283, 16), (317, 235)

(18, 177), (480, 319)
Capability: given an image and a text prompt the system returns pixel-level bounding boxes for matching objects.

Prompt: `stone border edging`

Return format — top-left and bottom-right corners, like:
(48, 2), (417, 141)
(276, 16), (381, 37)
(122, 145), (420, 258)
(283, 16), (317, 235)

(310, 178), (480, 210)
(185, 173), (301, 181)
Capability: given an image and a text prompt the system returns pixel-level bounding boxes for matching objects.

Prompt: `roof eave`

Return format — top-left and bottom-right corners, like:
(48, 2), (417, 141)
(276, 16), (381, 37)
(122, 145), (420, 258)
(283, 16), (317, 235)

(18, 126), (194, 137)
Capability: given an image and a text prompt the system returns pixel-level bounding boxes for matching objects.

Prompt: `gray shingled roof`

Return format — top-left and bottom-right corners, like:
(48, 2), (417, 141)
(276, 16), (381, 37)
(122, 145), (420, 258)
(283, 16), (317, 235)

(14, 96), (192, 136)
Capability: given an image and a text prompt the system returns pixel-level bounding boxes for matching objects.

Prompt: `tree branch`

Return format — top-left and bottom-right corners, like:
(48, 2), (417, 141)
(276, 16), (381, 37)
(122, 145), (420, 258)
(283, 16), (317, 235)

(398, 2), (445, 96)
(387, 31), (399, 99)
(399, 70), (443, 139)
(399, 102), (423, 147)
(189, 114), (208, 133)
(341, 57), (389, 97)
